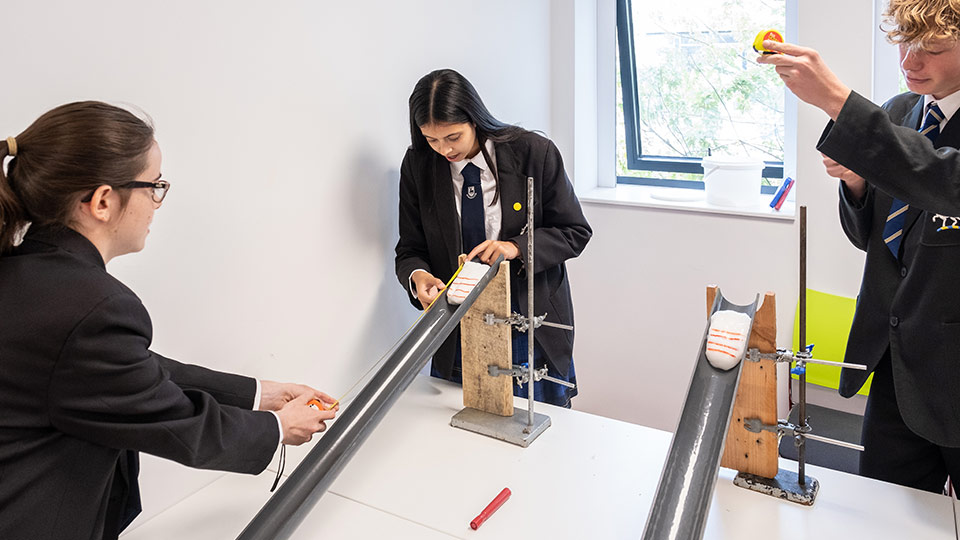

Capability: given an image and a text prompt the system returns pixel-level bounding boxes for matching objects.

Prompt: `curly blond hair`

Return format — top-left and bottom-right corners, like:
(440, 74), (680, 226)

(883, 0), (960, 46)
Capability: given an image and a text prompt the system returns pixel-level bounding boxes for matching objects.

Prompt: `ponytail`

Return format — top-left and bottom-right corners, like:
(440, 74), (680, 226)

(0, 101), (155, 256)
(0, 137), (27, 254)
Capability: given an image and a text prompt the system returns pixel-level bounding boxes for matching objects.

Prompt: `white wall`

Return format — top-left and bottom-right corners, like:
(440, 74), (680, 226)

(2, 0), (553, 528)
(557, 0), (881, 432)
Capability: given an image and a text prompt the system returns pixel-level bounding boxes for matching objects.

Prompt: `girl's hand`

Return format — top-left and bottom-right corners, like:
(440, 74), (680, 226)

(412, 270), (445, 309)
(466, 240), (520, 265)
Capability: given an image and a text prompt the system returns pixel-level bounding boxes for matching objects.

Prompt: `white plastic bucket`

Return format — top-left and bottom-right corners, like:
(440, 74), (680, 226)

(701, 156), (765, 207)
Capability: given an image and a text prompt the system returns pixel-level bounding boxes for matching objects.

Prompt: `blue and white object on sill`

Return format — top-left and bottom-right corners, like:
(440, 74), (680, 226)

(701, 155), (765, 207)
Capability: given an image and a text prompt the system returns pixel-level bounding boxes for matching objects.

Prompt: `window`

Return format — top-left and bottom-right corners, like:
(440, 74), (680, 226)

(872, 0), (908, 105)
(616, 0), (786, 192)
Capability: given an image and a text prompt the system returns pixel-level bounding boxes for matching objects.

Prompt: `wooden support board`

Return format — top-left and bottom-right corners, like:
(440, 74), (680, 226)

(707, 286), (779, 479)
(460, 259), (513, 416)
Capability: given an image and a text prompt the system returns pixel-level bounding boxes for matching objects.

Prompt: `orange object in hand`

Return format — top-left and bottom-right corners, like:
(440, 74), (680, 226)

(308, 398), (336, 411)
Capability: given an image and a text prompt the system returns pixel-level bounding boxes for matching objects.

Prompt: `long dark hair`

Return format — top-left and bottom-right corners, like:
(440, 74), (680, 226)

(0, 101), (155, 254)
(408, 69), (527, 203)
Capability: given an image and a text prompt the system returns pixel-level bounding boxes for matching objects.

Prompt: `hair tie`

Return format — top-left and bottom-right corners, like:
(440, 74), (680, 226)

(5, 136), (16, 157)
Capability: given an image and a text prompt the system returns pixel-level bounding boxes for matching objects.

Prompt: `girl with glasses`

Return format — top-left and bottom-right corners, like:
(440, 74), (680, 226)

(0, 101), (338, 540)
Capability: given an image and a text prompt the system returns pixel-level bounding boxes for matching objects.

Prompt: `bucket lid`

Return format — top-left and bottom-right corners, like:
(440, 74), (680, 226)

(701, 155), (765, 170)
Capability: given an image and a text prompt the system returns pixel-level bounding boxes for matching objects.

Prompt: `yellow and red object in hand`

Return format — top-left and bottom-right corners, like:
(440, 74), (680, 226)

(308, 398), (338, 411)
(753, 29), (784, 54)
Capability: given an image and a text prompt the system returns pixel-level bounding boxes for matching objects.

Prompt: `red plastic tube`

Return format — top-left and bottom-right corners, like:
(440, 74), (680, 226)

(470, 488), (511, 530)
(774, 177), (795, 211)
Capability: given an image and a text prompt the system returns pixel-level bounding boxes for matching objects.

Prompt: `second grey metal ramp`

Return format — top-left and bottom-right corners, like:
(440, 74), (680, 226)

(642, 290), (759, 540)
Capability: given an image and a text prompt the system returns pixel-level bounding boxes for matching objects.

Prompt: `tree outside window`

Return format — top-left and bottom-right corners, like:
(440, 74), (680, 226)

(617, 0), (786, 190)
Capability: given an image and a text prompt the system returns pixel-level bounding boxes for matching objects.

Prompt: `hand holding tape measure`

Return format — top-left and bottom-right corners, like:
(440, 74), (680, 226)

(753, 29), (784, 54)
(308, 398), (339, 411)
(753, 29), (852, 120)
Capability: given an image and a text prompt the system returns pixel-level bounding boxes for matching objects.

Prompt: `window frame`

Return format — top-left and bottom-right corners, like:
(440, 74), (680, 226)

(615, 0), (784, 193)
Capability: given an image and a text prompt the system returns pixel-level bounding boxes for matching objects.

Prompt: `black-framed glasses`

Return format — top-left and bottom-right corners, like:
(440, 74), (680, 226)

(80, 180), (171, 204)
(123, 180), (170, 203)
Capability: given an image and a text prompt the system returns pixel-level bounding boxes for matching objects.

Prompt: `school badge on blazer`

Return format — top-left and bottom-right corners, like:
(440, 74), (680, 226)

(933, 214), (960, 231)
(923, 213), (960, 247)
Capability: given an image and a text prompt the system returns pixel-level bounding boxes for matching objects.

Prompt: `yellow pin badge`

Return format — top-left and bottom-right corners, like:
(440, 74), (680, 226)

(513, 202), (522, 211)
(753, 29), (784, 55)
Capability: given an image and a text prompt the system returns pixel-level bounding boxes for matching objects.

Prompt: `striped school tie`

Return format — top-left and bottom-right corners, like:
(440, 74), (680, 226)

(460, 162), (485, 254)
(883, 102), (944, 257)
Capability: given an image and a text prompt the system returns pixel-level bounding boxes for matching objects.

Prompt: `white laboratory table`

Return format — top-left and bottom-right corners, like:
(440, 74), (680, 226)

(123, 375), (958, 540)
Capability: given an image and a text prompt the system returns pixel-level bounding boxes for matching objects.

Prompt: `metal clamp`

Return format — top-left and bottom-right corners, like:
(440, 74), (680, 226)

(487, 364), (577, 389)
(742, 417), (781, 435)
(743, 417), (864, 452)
(743, 347), (868, 371)
(484, 312), (529, 331)
(744, 347), (811, 363)
(483, 312), (574, 333)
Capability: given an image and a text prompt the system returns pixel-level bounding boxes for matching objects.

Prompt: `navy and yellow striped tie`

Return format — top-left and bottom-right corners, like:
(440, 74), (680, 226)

(883, 102), (944, 257)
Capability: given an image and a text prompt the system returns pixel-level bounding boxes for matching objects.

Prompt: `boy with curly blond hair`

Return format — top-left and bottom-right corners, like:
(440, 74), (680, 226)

(759, 0), (960, 494)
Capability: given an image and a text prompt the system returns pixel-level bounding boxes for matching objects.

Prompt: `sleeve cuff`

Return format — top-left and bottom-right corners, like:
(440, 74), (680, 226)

(408, 269), (427, 299)
(839, 183), (865, 209)
(253, 379), (262, 411)
(270, 411), (283, 447)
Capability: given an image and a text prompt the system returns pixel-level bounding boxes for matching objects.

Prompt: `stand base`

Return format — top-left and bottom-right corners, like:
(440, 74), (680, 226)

(733, 469), (819, 506)
(450, 407), (551, 447)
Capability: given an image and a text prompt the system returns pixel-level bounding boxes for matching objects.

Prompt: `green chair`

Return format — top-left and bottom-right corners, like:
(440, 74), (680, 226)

(791, 288), (872, 396)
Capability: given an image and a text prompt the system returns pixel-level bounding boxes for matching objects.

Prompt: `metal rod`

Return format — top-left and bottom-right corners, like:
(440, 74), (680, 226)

(761, 350), (869, 370)
(526, 176), (535, 429)
(538, 320), (574, 331)
(802, 357), (868, 370)
(803, 432), (865, 452)
(952, 489), (958, 538)
(539, 372), (576, 389)
(237, 256), (504, 540)
(642, 289), (759, 540)
(798, 205), (807, 485)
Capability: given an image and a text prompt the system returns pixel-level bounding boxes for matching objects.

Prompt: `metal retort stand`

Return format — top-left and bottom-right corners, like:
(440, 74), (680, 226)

(451, 176), (576, 447)
(733, 206), (867, 505)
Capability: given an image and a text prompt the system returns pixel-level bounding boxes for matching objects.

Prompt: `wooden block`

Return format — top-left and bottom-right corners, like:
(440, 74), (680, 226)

(460, 259), (513, 416)
(708, 287), (779, 479)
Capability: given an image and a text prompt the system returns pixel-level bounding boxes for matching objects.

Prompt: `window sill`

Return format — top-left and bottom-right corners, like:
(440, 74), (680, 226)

(579, 184), (796, 221)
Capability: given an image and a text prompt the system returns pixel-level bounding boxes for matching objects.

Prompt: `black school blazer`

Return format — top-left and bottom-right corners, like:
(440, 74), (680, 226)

(0, 226), (279, 540)
(395, 131), (592, 379)
(819, 91), (960, 447)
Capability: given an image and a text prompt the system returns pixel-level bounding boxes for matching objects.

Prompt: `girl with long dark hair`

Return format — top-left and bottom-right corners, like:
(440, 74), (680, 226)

(395, 69), (592, 407)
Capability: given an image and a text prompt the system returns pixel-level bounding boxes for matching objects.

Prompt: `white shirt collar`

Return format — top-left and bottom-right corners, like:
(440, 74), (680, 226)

(924, 89), (960, 124)
(452, 139), (495, 176)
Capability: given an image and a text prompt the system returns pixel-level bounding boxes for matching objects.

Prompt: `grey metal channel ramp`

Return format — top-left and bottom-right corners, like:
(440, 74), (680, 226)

(237, 256), (504, 540)
(642, 289), (759, 540)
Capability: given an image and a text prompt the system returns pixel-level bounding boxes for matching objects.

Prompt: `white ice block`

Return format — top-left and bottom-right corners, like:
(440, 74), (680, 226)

(705, 310), (752, 370)
(446, 261), (489, 305)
